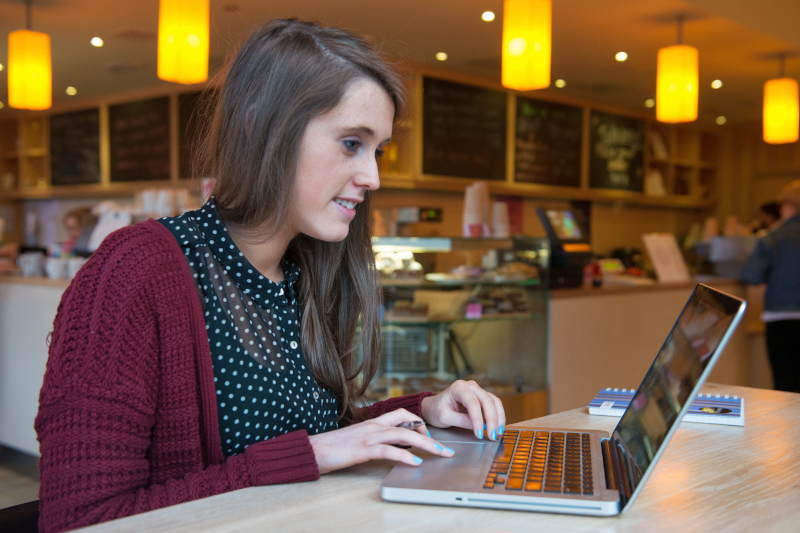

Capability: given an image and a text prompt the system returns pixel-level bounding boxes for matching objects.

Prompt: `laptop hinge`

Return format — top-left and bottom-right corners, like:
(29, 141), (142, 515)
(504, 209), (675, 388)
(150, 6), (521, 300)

(601, 438), (630, 507)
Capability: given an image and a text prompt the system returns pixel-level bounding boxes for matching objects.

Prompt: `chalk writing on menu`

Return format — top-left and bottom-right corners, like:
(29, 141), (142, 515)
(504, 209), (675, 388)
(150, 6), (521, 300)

(514, 97), (582, 186)
(50, 108), (101, 185)
(589, 111), (645, 191)
(109, 96), (170, 182)
(422, 77), (506, 180)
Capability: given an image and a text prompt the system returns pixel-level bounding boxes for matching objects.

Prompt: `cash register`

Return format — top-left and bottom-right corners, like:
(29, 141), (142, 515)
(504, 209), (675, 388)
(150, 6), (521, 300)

(536, 207), (593, 288)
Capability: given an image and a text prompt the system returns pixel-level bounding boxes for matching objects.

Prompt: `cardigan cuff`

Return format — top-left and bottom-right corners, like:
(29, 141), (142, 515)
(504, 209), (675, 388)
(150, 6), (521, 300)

(244, 430), (320, 486)
(364, 391), (436, 420)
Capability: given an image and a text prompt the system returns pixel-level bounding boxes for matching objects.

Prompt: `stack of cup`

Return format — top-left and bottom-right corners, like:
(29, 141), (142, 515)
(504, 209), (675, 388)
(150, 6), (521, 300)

(463, 181), (491, 237)
(492, 201), (510, 238)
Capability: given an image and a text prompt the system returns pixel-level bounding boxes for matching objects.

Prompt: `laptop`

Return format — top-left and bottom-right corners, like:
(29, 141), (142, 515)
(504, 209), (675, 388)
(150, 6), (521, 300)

(381, 284), (746, 516)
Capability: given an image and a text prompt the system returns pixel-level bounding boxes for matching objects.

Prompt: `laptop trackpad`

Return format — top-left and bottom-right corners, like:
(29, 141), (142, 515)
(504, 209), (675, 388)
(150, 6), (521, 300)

(418, 441), (486, 465)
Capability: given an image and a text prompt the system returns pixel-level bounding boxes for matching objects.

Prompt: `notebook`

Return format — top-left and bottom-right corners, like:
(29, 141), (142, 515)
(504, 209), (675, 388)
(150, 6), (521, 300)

(588, 388), (745, 426)
(381, 284), (746, 516)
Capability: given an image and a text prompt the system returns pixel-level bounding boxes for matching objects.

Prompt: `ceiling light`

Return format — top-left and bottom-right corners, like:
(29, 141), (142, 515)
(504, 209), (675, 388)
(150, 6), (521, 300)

(763, 55), (798, 144)
(711, 79), (722, 89)
(8, 0), (52, 110)
(0, 64), (3, 71)
(615, 51), (628, 62)
(65, 86), (77, 95)
(0, 102), (4, 109)
(645, 99), (655, 108)
(502, 0), (551, 91)
(158, 0), (210, 84)
(656, 18), (698, 123)
(716, 116), (727, 125)
(435, 52), (448, 61)
(481, 11), (495, 22)
(554, 79), (566, 88)
(90, 37), (104, 47)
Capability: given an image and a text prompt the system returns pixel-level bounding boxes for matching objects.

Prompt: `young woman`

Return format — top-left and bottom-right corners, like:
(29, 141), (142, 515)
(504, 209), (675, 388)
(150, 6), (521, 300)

(35, 19), (506, 533)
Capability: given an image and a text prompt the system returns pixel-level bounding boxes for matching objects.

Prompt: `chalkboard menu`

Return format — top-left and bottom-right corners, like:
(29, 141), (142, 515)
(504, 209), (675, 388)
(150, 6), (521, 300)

(514, 97), (582, 186)
(589, 111), (645, 191)
(50, 108), (101, 185)
(422, 77), (506, 180)
(179, 91), (205, 179)
(109, 96), (170, 182)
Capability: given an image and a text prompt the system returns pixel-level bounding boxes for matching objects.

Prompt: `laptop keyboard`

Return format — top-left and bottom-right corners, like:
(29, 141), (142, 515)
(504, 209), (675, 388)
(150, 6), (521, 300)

(483, 430), (594, 495)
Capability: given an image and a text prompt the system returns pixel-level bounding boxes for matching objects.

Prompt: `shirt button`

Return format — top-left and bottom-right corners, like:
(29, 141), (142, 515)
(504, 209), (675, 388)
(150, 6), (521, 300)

(313, 391), (320, 400)
(290, 341), (298, 349)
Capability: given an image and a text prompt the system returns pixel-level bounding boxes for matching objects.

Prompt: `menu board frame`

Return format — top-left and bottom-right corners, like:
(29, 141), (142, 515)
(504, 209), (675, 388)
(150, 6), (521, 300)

(588, 110), (645, 192)
(50, 108), (101, 186)
(109, 96), (171, 183)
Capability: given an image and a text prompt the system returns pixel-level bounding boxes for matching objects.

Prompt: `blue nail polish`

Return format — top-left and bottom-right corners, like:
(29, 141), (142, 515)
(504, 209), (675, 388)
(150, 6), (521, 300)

(483, 422), (487, 430)
(413, 456), (423, 464)
(499, 425), (504, 436)
(434, 443), (443, 452)
(426, 429), (431, 438)
(477, 429), (483, 439)
(445, 446), (454, 454)
(491, 430), (497, 441)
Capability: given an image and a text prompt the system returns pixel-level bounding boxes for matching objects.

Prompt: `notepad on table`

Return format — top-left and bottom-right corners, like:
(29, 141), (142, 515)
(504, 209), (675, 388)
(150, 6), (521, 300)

(588, 388), (745, 426)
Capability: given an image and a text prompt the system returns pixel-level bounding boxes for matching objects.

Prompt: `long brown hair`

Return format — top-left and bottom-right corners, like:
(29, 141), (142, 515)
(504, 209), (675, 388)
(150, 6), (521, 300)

(196, 19), (406, 423)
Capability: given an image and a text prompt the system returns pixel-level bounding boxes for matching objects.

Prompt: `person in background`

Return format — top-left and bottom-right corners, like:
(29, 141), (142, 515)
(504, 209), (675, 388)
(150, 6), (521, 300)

(61, 207), (96, 255)
(36, 19), (506, 533)
(752, 202), (781, 235)
(742, 180), (800, 393)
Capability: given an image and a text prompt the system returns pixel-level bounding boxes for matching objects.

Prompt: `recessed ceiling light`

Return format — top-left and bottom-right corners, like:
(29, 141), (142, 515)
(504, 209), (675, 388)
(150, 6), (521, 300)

(716, 116), (727, 125)
(711, 79), (723, 89)
(615, 51), (628, 62)
(91, 37), (104, 47)
(481, 11), (495, 22)
(0, 101), (4, 109)
(0, 63), (4, 71)
(555, 79), (566, 88)
(435, 52), (448, 61)
(66, 86), (77, 96)
(645, 99), (656, 108)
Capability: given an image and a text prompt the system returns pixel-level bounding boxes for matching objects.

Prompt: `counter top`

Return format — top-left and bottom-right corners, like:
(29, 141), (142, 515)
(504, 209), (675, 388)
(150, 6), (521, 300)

(550, 277), (740, 299)
(0, 274), (72, 289)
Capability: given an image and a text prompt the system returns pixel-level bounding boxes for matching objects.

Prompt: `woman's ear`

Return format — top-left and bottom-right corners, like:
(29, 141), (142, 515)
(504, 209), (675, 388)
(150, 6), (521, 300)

(244, 104), (257, 141)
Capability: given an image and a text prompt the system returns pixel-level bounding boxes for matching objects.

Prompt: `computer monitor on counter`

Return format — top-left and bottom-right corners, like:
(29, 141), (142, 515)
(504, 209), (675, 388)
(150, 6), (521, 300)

(536, 207), (593, 289)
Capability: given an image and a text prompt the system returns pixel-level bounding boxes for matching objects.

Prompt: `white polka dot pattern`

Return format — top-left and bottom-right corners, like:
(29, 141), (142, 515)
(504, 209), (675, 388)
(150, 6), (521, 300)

(160, 199), (338, 457)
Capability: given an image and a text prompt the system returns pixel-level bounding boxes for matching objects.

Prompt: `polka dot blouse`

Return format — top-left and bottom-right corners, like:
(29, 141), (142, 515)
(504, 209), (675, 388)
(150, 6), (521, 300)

(160, 199), (339, 457)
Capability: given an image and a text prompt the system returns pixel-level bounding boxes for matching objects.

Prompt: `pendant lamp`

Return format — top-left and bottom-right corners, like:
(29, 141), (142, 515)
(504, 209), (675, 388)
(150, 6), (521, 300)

(656, 18), (698, 124)
(157, 0), (210, 84)
(8, 0), (51, 110)
(501, 0), (551, 91)
(763, 56), (799, 145)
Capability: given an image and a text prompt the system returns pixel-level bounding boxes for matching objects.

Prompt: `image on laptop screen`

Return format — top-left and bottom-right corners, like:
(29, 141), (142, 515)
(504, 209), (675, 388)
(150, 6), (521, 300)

(612, 285), (741, 485)
(545, 209), (582, 240)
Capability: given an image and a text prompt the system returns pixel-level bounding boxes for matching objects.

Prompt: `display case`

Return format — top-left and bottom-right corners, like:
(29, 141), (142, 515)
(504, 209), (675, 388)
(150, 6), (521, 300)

(367, 236), (550, 422)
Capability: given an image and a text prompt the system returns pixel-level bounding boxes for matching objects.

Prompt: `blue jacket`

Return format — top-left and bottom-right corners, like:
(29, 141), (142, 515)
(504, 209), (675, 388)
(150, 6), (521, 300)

(741, 214), (800, 311)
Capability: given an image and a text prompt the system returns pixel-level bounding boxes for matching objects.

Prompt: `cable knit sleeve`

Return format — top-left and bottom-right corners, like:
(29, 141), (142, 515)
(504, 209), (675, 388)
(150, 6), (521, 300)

(35, 223), (319, 533)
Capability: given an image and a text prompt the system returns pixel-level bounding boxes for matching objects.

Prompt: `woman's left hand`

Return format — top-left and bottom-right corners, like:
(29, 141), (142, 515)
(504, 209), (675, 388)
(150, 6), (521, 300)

(420, 380), (506, 442)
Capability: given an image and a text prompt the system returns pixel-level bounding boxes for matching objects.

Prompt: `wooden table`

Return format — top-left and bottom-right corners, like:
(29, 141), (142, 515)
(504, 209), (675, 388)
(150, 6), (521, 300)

(77, 384), (800, 533)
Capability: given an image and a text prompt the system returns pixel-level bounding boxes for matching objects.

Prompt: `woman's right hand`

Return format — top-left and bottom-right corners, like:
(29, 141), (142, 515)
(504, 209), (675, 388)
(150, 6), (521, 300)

(308, 408), (454, 474)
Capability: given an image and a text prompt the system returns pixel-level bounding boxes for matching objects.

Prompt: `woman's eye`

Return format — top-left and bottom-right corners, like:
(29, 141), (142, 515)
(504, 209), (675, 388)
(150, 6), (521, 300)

(343, 140), (359, 152)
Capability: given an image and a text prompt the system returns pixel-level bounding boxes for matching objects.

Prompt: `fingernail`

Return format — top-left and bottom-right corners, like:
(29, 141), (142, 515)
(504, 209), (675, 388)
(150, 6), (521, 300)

(434, 442), (443, 452)
(491, 430), (497, 441)
(426, 429), (431, 438)
(445, 446), (454, 454)
(477, 429), (483, 439)
(413, 456), (423, 464)
(499, 425), (504, 436)
(483, 423), (487, 430)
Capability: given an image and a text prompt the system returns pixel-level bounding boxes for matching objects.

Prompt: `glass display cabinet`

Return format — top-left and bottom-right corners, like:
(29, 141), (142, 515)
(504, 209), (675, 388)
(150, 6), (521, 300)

(367, 236), (550, 423)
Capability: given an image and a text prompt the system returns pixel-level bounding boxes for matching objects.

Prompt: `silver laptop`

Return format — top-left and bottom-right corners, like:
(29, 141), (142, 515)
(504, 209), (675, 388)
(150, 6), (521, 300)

(381, 284), (746, 516)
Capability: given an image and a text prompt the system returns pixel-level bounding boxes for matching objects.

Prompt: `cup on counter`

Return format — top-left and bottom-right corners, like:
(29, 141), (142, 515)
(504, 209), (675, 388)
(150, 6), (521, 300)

(44, 257), (67, 279)
(66, 257), (88, 279)
(17, 252), (45, 277)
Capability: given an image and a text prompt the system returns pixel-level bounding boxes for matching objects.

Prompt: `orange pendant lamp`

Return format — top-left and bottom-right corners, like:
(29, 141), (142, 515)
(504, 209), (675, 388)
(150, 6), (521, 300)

(157, 0), (210, 84)
(502, 0), (551, 91)
(8, 0), (51, 110)
(656, 18), (698, 124)
(763, 57), (799, 144)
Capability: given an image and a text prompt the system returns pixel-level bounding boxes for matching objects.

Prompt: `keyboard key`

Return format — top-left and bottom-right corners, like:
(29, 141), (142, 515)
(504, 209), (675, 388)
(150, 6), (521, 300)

(525, 481), (542, 491)
(484, 482), (494, 489)
(506, 478), (524, 490)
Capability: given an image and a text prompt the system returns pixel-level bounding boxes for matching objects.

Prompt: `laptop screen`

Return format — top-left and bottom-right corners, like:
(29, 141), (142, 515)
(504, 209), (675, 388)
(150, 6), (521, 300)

(611, 284), (744, 500)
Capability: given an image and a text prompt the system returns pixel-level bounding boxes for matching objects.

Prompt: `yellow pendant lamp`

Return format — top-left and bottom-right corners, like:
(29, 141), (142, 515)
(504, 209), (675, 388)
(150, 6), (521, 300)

(656, 19), (698, 123)
(8, 0), (51, 110)
(763, 57), (799, 144)
(502, 0), (551, 91)
(157, 0), (210, 84)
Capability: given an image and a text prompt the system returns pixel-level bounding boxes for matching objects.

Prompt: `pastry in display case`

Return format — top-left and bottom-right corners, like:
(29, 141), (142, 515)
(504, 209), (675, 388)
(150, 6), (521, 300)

(365, 236), (550, 422)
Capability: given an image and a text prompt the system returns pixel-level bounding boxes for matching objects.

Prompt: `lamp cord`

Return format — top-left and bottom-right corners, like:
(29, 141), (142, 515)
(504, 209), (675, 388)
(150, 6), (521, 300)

(25, 0), (32, 30)
(779, 54), (786, 78)
(676, 16), (684, 45)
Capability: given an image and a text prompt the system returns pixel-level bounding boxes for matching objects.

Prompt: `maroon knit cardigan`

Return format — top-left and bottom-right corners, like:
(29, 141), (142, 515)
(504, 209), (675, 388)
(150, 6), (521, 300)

(35, 220), (433, 533)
